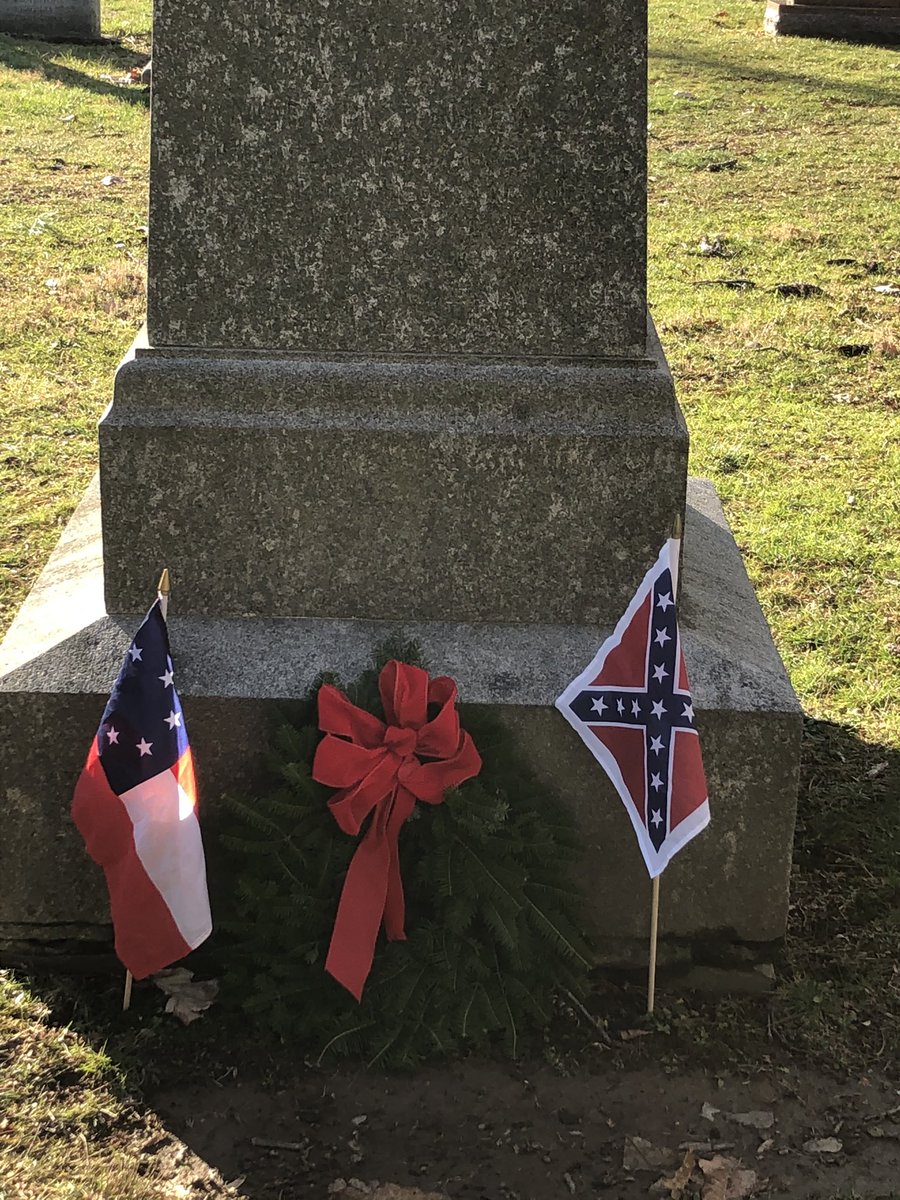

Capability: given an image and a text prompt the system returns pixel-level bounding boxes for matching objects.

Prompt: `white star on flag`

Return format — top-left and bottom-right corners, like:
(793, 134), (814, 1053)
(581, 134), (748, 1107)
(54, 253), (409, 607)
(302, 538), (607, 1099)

(554, 533), (709, 878)
(72, 591), (211, 983)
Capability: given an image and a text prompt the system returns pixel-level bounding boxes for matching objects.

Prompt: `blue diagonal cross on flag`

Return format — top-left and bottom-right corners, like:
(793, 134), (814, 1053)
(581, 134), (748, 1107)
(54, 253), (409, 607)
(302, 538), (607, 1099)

(556, 537), (709, 877)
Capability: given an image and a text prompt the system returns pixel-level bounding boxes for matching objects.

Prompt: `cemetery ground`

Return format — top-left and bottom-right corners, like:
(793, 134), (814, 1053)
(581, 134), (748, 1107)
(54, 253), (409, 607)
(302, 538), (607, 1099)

(0, 0), (898, 1197)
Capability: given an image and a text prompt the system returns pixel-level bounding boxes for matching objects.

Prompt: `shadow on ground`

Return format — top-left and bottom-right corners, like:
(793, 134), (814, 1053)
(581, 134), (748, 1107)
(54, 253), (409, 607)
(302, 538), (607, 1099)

(5, 715), (899, 1198)
(0, 33), (149, 106)
(651, 47), (899, 107)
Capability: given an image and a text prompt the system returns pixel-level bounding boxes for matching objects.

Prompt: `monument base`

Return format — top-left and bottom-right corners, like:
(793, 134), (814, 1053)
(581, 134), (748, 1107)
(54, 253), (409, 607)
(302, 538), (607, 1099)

(765, 0), (900, 42)
(0, 477), (802, 974)
(99, 322), (687, 628)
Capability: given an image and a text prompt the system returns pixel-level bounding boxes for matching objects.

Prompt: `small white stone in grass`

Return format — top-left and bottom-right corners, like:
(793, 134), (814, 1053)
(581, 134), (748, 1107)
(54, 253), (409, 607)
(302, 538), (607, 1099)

(101, 174), (125, 186)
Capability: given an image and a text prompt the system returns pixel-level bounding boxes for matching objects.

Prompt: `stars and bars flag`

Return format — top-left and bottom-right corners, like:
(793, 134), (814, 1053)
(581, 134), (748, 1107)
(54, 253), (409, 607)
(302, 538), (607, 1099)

(71, 593), (211, 979)
(555, 536), (709, 877)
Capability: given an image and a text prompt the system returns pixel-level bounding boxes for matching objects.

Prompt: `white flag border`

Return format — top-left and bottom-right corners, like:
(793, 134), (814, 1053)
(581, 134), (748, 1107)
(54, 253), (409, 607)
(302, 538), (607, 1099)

(554, 537), (709, 878)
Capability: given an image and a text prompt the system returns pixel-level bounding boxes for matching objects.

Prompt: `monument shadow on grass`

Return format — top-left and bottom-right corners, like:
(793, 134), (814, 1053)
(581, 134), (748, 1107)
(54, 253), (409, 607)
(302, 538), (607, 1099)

(0, 33), (150, 106)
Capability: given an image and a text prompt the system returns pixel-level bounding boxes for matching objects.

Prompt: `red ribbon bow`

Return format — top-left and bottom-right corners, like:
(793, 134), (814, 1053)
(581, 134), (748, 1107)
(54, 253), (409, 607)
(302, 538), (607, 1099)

(313, 660), (482, 1001)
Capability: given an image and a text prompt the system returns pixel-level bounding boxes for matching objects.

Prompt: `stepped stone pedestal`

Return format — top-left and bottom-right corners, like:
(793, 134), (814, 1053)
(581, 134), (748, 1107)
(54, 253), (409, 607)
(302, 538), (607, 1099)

(0, 0), (100, 40)
(0, 0), (802, 976)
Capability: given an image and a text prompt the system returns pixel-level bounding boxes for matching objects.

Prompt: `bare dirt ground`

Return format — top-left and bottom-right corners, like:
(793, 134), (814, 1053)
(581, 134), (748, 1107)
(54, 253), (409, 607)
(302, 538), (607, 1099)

(148, 1057), (900, 1199)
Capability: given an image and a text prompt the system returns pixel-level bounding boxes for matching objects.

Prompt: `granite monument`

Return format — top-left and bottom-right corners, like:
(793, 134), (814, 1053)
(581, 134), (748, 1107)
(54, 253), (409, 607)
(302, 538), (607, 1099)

(0, 0), (802, 981)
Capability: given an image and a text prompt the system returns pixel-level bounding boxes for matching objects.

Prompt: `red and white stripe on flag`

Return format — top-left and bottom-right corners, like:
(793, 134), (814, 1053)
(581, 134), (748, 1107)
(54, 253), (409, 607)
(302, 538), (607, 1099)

(71, 600), (211, 979)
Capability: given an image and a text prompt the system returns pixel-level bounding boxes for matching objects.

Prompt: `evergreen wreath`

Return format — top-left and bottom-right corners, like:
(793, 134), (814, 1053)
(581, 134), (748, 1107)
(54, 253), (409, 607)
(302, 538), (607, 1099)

(215, 642), (595, 1068)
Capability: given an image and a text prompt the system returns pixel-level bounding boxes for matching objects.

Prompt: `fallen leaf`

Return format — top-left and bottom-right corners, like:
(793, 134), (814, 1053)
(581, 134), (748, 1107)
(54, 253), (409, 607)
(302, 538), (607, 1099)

(756, 1139), (774, 1157)
(698, 234), (732, 258)
(773, 282), (823, 298)
(652, 1149), (696, 1198)
(60, 113), (76, 122)
(153, 968), (219, 1024)
(802, 1137), (842, 1154)
(619, 1028), (652, 1041)
(873, 284), (900, 295)
(699, 1155), (758, 1200)
(726, 1111), (774, 1132)
(101, 174), (125, 186)
(701, 1102), (721, 1122)
(623, 1135), (679, 1172)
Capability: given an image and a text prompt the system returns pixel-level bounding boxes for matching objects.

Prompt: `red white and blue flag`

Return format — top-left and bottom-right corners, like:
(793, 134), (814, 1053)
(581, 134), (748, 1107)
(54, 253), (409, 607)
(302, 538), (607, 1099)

(72, 596), (211, 979)
(555, 536), (709, 877)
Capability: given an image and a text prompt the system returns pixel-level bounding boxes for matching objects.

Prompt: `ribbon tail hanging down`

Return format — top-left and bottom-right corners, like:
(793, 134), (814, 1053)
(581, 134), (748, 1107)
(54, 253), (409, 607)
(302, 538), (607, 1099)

(325, 821), (393, 1003)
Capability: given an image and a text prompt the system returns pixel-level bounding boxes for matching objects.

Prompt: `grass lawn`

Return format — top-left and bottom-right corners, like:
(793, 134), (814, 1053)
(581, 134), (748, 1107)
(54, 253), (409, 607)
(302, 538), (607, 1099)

(0, 0), (899, 1195)
(0, 0), (150, 635)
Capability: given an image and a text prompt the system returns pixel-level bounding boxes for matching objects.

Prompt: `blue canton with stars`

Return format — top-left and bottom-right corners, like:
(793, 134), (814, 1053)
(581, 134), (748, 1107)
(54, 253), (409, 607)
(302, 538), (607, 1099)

(563, 566), (696, 853)
(97, 601), (188, 796)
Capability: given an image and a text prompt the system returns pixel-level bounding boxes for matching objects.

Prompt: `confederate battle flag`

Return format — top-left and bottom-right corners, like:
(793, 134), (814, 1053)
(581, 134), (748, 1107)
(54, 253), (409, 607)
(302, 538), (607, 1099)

(71, 594), (211, 978)
(555, 536), (709, 877)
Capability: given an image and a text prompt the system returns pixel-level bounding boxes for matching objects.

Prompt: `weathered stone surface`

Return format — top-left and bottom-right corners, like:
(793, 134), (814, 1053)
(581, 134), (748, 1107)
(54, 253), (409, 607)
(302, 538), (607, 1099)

(0, 0), (99, 40)
(0, 476), (801, 958)
(100, 320), (686, 623)
(148, 0), (647, 358)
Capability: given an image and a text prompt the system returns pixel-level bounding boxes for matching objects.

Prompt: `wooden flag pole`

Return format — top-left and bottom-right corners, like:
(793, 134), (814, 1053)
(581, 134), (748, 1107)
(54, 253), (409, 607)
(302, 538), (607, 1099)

(122, 568), (171, 1014)
(158, 566), (170, 620)
(647, 875), (660, 1014)
(646, 513), (684, 1017)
